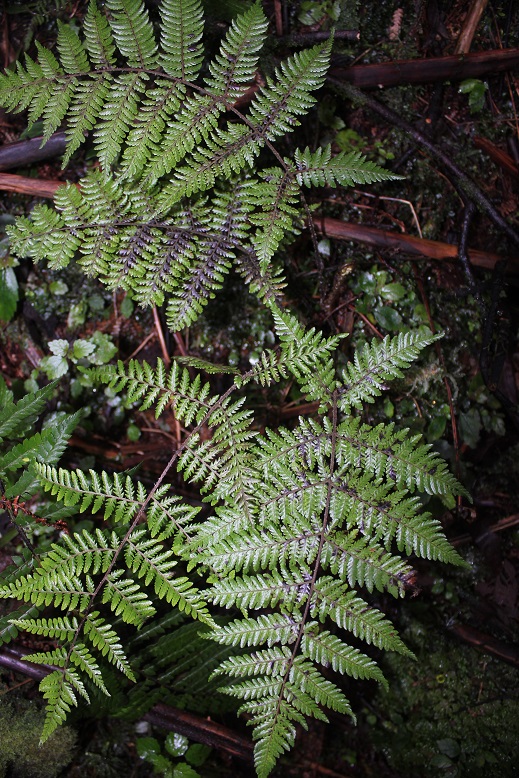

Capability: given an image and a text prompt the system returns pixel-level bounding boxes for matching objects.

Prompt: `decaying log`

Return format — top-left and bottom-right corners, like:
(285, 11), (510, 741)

(315, 216), (519, 274)
(330, 47), (519, 89)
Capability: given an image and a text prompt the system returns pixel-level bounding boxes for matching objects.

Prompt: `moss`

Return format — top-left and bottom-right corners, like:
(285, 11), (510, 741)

(0, 694), (76, 778)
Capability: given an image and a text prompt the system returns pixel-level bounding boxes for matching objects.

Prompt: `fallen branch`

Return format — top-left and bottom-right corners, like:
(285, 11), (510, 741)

(474, 136), (519, 181)
(448, 623), (519, 669)
(0, 132), (67, 171)
(315, 216), (519, 273)
(0, 172), (64, 198)
(329, 47), (519, 89)
(454, 0), (489, 54)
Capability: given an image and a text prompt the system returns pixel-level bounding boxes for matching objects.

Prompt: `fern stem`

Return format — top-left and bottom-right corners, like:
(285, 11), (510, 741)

(269, 391), (339, 730)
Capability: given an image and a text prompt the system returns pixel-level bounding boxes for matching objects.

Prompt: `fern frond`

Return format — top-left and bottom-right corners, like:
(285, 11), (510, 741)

(248, 38), (332, 141)
(57, 21), (90, 74)
(0, 410), (82, 473)
(106, 0), (158, 69)
(0, 381), (56, 443)
(94, 72), (148, 169)
(164, 185), (252, 329)
(269, 304), (343, 409)
(119, 80), (185, 179)
(245, 698), (300, 778)
(0, 604), (42, 647)
(62, 75), (111, 166)
(205, 612), (301, 648)
(84, 611), (136, 679)
(70, 643), (109, 694)
(321, 532), (414, 597)
(36, 464), (146, 522)
(159, 0), (204, 79)
(301, 624), (387, 685)
(93, 357), (214, 420)
(335, 416), (468, 497)
(294, 145), (400, 188)
(204, 2), (267, 102)
(248, 169), (301, 271)
(83, 0), (117, 67)
(311, 577), (412, 655)
(9, 615), (78, 641)
(206, 571), (306, 612)
(39, 668), (87, 743)
(103, 568), (156, 626)
(338, 330), (439, 410)
(125, 528), (213, 623)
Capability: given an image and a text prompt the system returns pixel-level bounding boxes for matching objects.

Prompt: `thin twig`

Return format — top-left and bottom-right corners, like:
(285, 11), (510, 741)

(152, 306), (171, 365)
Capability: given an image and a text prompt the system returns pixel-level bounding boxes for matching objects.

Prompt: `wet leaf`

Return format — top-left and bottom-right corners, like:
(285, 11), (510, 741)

(0, 267), (19, 321)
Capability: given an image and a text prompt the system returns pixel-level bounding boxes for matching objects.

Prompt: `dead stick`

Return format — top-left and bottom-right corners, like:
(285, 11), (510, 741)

(0, 132), (67, 172)
(474, 136), (519, 181)
(0, 172), (63, 198)
(329, 47), (519, 89)
(455, 0), (489, 54)
(448, 623), (519, 669)
(315, 216), (519, 273)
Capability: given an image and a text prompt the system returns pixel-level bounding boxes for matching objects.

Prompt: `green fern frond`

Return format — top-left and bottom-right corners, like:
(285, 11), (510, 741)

(301, 625), (387, 685)
(204, 612), (301, 648)
(0, 604), (42, 647)
(338, 329), (439, 410)
(36, 463), (147, 522)
(95, 72), (149, 169)
(93, 357), (214, 420)
(310, 577), (412, 655)
(0, 4), (470, 773)
(204, 2), (267, 101)
(0, 410), (82, 473)
(248, 38), (332, 141)
(9, 615), (78, 641)
(84, 611), (136, 679)
(83, 0), (117, 67)
(125, 528), (214, 623)
(39, 668), (87, 742)
(102, 569), (156, 625)
(0, 381), (56, 443)
(106, 0), (158, 69)
(70, 643), (109, 694)
(159, 0), (204, 79)
(294, 145), (400, 188)
(248, 169), (301, 271)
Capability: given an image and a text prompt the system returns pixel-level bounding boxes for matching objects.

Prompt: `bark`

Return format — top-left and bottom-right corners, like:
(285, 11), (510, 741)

(474, 135), (519, 181)
(454, 0), (489, 54)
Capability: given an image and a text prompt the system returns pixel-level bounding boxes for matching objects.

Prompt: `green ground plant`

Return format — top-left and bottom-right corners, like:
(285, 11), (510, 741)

(0, 2), (469, 776)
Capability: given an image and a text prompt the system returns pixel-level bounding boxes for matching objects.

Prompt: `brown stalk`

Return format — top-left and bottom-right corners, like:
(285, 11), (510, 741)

(314, 216), (519, 274)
